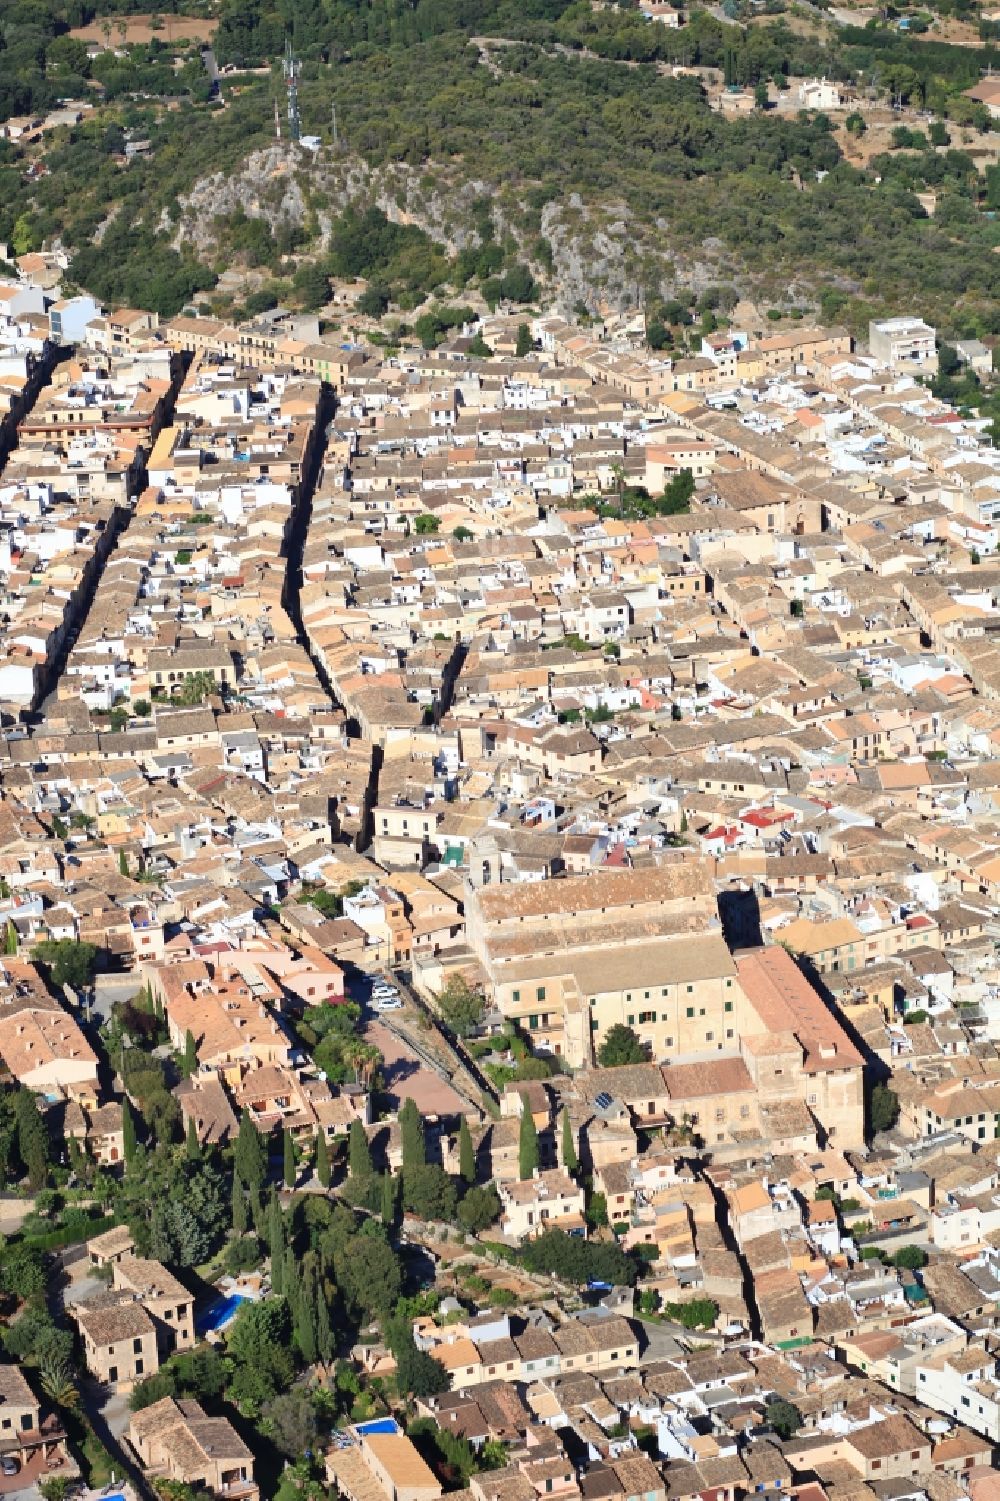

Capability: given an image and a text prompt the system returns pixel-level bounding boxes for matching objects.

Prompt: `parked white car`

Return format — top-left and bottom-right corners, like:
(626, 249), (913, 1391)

(372, 996), (403, 1012)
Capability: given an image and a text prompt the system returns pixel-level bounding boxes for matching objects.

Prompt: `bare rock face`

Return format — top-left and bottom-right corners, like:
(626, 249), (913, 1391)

(174, 143), (308, 254)
(175, 145), (491, 255)
(175, 141), (747, 311)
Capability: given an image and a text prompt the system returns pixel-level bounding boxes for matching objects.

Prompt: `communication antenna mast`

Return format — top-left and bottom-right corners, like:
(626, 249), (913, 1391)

(283, 37), (301, 143)
(273, 95), (281, 141)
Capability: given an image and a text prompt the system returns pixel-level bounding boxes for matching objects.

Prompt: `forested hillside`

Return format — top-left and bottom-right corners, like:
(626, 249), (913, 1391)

(3, 0), (1000, 332)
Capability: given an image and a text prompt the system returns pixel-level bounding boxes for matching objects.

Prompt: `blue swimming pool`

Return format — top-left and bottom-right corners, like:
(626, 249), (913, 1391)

(196, 1292), (246, 1333)
(355, 1419), (400, 1436)
(103, 1491), (125, 1501)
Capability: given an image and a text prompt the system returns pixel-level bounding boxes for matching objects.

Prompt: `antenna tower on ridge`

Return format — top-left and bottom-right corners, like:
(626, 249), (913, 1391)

(283, 38), (301, 143)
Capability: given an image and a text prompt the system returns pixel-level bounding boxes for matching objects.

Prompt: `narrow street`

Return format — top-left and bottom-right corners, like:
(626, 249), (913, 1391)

(30, 352), (189, 721)
(280, 385), (341, 713)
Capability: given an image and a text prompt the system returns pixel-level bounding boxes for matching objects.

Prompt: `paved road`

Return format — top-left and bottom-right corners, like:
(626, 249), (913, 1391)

(636, 1316), (719, 1363)
(86, 974), (144, 1026)
(348, 968), (491, 1115)
(361, 1016), (467, 1116)
(392, 972), (500, 1108)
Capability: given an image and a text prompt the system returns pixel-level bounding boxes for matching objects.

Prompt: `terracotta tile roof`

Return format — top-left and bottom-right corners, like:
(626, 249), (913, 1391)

(736, 946), (863, 1073)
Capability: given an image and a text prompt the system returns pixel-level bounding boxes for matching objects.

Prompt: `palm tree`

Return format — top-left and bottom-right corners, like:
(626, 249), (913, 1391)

(39, 1361), (78, 1411)
(345, 1041), (382, 1089)
(609, 461), (626, 515)
(361, 1044), (383, 1089)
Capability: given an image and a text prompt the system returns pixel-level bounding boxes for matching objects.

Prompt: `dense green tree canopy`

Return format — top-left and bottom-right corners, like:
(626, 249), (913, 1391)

(597, 1023), (646, 1068)
(4, 0), (1000, 339)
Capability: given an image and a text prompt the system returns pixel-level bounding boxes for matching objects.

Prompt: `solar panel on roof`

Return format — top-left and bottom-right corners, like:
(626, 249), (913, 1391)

(594, 1091), (613, 1110)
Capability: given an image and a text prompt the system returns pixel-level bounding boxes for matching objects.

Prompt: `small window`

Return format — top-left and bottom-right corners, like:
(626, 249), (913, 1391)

(536, 986), (546, 1002)
(724, 1000), (733, 1013)
(686, 1007), (694, 1018)
(512, 989), (520, 1003)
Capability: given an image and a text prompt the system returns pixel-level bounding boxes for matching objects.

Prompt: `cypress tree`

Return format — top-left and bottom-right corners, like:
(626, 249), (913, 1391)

(185, 1116), (200, 1161)
(118, 849), (129, 878)
(399, 1098), (425, 1170)
(316, 1281), (333, 1364)
(232, 1173), (247, 1235)
(4, 920), (17, 956)
(459, 1116), (476, 1184)
(283, 1128), (295, 1189)
(381, 1172), (396, 1228)
(518, 1104), (539, 1181)
(268, 1191), (285, 1295)
(561, 1107), (578, 1173)
(14, 1090), (49, 1191)
(183, 1029), (198, 1078)
(315, 1129), (330, 1188)
(283, 1247), (299, 1316)
(234, 1108), (265, 1192)
(348, 1118), (372, 1179)
(122, 1098), (137, 1169)
(67, 1135), (86, 1180)
(296, 1263), (318, 1364)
